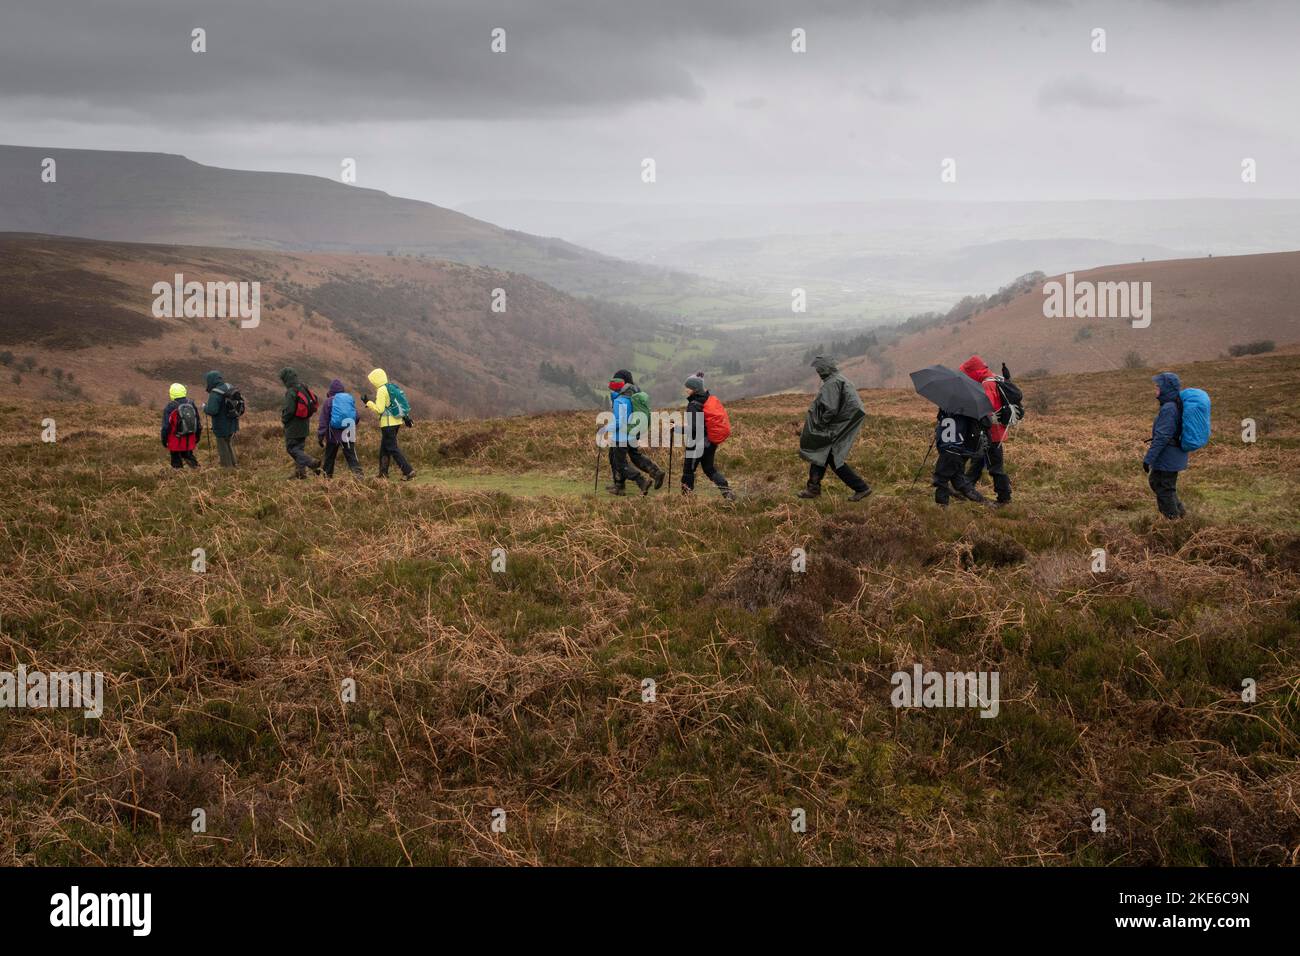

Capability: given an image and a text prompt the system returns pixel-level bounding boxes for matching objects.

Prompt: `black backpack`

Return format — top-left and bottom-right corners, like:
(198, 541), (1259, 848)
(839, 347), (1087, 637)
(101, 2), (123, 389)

(175, 400), (199, 437)
(215, 383), (246, 419)
(993, 377), (1025, 427)
(936, 411), (988, 458)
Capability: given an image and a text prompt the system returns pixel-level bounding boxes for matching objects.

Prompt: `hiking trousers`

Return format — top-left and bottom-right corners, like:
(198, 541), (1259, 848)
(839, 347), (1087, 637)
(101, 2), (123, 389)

(216, 434), (237, 468)
(286, 436), (318, 470)
(682, 441), (729, 491)
(966, 442), (1011, 502)
(933, 451), (982, 504)
(628, 445), (663, 478)
(1148, 469), (1185, 519)
(323, 441), (363, 478)
(809, 451), (868, 493)
(379, 425), (413, 478)
(169, 451), (199, 469)
(608, 446), (643, 487)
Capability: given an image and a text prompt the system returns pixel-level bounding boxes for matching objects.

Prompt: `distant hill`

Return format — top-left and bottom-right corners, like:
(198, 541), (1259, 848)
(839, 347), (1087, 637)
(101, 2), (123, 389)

(0, 234), (652, 417)
(837, 251), (1300, 388)
(0, 145), (703, 303)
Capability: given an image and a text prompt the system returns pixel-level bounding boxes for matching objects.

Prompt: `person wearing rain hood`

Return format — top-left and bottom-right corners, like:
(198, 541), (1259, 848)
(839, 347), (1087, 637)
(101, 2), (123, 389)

(363, 368), (415, 481)
(202, 370), (240, 468)
(317, 378), (364, 479)
(1143, 372), (1189, 519)
(279, 367), (322, 479)
(161, 382), (202, 469)
(797, 356), (872, 501)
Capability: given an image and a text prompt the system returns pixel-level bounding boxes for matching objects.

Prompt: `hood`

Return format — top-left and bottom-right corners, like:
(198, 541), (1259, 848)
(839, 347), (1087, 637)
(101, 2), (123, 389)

(368, 368), (388, 388)
(811, 356), (838, 380)
(328, 378), (346, 396)
(959, 355), (991, 382)
(279, 367), (299, 387)
(613, 368), (634, 385)
(169, 382), (187, 400)
(1153, 371), (1182, 403)
(204, 370), (224, 390)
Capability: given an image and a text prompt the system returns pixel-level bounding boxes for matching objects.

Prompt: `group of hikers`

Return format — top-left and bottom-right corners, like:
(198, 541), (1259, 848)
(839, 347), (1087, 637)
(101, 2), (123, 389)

(160, 367), (416, 480)
(160, 353), (1207, 519)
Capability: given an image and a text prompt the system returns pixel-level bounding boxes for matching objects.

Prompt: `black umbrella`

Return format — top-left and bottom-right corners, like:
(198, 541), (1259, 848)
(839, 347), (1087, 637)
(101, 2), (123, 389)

(909, 365), (994, 419)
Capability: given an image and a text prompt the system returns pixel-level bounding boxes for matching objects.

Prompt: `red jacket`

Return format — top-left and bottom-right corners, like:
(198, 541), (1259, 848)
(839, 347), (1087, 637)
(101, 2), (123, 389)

(162, 399), (201, 452)
(959, 355), (1006, 443)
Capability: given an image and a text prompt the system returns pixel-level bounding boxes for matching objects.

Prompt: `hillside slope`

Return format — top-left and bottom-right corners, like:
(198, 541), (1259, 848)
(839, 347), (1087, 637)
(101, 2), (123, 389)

(0, 353), (1297, 865)
(0, 145), (701, 302)
(839, 251), (1300, 387)
(0, 234), (641, 417)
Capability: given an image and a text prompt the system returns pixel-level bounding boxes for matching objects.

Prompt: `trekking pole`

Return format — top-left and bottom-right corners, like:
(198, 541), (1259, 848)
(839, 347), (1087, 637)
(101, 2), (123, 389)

(594, 445), (601, 494)
(667, 424), (675, 489)
(910, 438), (935, 486)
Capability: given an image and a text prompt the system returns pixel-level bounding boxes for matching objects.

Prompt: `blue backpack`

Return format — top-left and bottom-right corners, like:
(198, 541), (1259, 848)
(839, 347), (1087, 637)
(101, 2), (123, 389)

(330, 392), (357, 431)
(1178, 388), (1211, 452)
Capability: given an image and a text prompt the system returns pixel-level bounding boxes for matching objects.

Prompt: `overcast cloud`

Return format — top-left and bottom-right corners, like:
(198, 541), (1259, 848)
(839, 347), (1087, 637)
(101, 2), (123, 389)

(0, 0), (1296, 205)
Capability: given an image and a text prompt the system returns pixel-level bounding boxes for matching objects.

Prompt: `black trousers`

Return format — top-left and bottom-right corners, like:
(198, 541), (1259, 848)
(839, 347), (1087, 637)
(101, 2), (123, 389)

(285, 436), (317, 470)
(169, 450), (199, 469)
(808, 451), (868, 492)
(965, 442), (1012, 503)
(933, 450), (982, 504)
(323, 441), (363, 477)
(682, 441), (729, 490)
(1148, 469), (1185, 518)
(608, 446), (643, 486)
(628, 446), (661, 476)
(379, 425), (413, 477)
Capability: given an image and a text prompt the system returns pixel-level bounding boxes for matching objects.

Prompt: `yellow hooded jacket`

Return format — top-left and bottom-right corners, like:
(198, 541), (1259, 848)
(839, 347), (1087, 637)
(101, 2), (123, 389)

(366, 369), (403, 427)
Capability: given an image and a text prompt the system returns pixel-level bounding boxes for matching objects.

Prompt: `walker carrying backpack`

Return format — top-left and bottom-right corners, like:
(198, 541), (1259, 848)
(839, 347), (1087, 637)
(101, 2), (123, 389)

(330, 392), (357, 431)
(992, 377), (1025, 427)
(1177, 387), (1211, 452)
(174, 401), (199, 437)
(701, 394), (731, 444)
(293, 385), (319, 419)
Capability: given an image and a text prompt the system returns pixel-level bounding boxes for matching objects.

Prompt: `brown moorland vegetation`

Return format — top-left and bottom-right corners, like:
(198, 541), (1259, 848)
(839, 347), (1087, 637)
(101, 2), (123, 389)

(0, 353), (1297, 865)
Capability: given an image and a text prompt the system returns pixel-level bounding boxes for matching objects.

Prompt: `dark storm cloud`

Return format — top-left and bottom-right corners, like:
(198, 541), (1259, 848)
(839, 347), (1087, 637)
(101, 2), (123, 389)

(0, 0), (997, 123)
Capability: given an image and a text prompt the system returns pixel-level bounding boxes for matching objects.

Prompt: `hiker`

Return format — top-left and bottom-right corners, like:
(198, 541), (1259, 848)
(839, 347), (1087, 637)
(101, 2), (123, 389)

(161, 382), (202, 469)
(362, 368), (415, 481)
(600, 375), (652, 496)
(681, 375), (735, 500)
(797, 356), (872, 500)
(1143, 371), (1201, 519)
(931, 407), (987, 507)
(202, 370), (243, 468)
(279, 367), (322, 479)
(317, 378), (364, 479)
(612, 368), (666, 489)
(959, 355), (1012, 506)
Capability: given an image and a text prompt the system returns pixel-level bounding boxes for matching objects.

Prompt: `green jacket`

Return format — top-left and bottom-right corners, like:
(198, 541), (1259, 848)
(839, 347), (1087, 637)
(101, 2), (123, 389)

(279, 367), (310, 440)
(203, 370), (239, 438)
(799, 358), (866, 467)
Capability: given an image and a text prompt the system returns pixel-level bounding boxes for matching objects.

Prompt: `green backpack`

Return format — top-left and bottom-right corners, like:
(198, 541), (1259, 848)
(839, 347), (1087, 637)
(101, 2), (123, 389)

(628, 388), (652, 439)
(384, 381), (411, 420)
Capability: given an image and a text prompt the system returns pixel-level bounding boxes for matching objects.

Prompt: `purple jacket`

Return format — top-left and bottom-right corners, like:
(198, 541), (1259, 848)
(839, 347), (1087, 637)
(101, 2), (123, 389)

(317, 378), (354, 444)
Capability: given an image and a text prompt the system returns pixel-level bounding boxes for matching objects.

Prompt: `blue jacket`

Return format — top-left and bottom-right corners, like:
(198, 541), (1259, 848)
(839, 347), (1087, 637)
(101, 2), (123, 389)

(1144, 372), (1189, 473)
(602, 386), (634, 446)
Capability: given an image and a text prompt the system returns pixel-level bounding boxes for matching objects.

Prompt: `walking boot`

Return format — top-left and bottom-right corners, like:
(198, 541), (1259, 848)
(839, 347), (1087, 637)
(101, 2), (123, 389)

(848, 486), (872, 502)
(796, 481), (822, 499)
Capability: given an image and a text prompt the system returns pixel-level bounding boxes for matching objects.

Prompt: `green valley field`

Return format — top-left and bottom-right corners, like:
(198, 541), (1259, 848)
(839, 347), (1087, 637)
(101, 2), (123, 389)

(1, 353), (1298, 865)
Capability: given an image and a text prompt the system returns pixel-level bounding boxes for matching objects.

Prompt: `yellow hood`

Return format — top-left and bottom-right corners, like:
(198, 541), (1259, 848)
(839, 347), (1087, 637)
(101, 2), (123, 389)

(367, 369), (388, 389)
(169, 383), (187, 400)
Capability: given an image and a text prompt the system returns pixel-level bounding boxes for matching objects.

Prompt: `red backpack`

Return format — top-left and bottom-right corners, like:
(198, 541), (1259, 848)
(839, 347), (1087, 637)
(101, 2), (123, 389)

(294, 386), (319, 418)
(701, 394), (731, 444)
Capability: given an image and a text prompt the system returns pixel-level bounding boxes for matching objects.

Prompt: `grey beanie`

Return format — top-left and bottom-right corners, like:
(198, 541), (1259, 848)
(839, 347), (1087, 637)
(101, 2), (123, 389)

(684, 375), (705, 393)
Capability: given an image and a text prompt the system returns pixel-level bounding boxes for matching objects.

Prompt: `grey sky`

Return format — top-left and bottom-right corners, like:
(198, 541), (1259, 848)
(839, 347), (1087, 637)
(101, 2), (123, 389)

(1, 0), (1297, 206)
